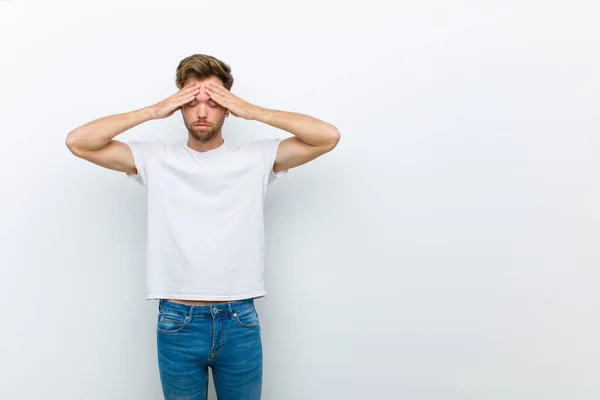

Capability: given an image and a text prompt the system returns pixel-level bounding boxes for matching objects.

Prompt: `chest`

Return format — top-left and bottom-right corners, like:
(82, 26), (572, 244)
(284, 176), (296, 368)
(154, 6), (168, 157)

(146, 151), (264, 211)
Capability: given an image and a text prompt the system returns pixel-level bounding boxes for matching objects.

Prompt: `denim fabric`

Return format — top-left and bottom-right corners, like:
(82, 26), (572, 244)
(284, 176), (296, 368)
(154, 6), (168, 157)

(156, 298), (263, 399)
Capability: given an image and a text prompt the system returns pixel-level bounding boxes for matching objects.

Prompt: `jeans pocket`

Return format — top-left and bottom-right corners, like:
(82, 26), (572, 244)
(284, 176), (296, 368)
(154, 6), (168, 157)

(234, 306), (260, 328)
(157, 311), (188, 334)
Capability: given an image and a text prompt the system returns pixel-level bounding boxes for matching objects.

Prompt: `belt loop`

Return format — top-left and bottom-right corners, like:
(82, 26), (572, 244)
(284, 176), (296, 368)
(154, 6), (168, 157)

(187, 305), (193, 322)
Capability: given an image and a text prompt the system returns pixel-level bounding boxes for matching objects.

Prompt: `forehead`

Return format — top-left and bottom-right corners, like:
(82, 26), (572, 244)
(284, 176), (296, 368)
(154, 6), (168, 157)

(185, 76), (224, 87)
(185, 77), (222, 102)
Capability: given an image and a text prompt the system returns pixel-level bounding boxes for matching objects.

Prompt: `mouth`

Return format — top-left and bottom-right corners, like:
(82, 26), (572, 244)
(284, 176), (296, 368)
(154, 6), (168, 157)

(194, 123), (211, 128)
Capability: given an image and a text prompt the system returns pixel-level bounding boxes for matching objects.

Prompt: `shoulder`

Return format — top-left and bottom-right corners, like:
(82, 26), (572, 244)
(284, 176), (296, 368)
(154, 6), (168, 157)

(239, 138), (283, 156)
(127, 138), (170, 155)
(228, 139), (283, 165)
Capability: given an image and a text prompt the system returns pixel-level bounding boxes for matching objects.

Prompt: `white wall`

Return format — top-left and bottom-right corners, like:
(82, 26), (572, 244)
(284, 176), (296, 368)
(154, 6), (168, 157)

(1, 1), (599, 399)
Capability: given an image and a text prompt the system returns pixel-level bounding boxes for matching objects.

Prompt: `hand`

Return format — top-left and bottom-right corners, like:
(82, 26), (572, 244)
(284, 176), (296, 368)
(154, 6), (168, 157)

(204, 81), (257, 120)
(148, 83), (201, 120)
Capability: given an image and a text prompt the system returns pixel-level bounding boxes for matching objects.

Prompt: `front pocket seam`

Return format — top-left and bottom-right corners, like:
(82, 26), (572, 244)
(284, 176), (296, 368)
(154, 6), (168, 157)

(157, 316), (187, 334)
(234, 309), (260, 328)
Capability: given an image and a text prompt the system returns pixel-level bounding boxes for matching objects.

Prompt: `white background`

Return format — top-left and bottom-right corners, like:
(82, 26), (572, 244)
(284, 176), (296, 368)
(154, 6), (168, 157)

(1, 1), (599, 399)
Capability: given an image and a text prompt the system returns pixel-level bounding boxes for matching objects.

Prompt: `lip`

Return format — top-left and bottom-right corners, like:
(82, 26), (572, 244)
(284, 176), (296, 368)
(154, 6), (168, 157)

(194, 123), (210, 127)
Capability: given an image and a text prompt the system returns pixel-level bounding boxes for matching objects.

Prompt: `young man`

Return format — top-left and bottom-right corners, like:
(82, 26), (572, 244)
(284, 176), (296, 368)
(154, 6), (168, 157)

(65, 54), (340, 400)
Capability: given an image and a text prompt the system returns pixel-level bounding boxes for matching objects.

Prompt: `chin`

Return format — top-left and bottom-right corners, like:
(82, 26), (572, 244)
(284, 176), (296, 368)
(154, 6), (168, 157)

(190, 130), (217, 143)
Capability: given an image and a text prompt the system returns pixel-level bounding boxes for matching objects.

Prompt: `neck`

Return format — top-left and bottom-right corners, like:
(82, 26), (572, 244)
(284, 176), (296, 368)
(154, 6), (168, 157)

(187, 134), (224, 153)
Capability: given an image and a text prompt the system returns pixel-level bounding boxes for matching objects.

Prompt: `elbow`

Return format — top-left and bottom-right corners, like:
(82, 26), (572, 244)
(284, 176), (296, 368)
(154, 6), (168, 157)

(65, 131), (75, 149)
(66, 131), (77, 149)
(65, 131), (75, 148)
(326, 127), (341, 151)
(65, 130), (83, 155)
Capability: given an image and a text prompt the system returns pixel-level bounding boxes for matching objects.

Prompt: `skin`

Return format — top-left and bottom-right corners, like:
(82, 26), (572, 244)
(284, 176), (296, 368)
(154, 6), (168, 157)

(66, 73), (340, 308)
(180, 76), (231, 153)
(167, 76), (340, 307)
(168, 77), (238, 306)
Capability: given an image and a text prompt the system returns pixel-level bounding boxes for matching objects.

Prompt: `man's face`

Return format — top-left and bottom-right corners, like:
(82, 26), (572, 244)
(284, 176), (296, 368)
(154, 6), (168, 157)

(181, 77), (228, 142)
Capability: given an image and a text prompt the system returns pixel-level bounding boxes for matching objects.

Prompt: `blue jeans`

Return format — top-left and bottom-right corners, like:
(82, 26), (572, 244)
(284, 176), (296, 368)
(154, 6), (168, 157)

(156, 298), (263, 400)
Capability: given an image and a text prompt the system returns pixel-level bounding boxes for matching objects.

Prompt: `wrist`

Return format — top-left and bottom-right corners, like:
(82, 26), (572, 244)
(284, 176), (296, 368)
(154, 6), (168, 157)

(141, 106), (157, 121)
(249, 105), (269, 121)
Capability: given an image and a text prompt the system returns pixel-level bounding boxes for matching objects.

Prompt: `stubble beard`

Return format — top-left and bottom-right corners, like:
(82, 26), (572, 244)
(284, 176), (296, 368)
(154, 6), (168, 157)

(188, 121), (223, 143)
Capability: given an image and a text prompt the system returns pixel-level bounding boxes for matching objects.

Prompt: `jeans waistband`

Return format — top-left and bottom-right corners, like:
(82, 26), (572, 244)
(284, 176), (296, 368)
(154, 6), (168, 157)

(158, 298), (255, 317)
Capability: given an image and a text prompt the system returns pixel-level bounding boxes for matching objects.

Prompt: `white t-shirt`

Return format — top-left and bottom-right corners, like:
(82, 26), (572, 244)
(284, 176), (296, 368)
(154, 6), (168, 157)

(125, 138), (288, 301)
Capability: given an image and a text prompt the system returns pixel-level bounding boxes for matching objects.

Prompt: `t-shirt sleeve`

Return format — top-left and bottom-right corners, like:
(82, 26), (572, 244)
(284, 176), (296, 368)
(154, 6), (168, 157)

(253, 138), (289, 186)
(124, 140), (165, 187)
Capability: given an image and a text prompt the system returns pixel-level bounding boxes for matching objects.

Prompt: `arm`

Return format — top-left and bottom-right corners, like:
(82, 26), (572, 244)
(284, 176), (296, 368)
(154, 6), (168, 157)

(250, 107), (341, 173)
(65, 108), (154, 174)
(203, 81), (340, 173)
(65, 83), (202, 173)
(66, 107), (154, 152)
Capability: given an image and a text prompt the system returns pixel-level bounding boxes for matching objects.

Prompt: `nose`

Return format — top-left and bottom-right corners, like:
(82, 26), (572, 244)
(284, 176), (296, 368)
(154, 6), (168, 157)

(196, 103), (207, 119)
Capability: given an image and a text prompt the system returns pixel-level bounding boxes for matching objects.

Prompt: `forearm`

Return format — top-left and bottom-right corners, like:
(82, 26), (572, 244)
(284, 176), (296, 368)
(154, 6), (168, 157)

(66, 107), (155, 152)
(250, 106), (340, 147)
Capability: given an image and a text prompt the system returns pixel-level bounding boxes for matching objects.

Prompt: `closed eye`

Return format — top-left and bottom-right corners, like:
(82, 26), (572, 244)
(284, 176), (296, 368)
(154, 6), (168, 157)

(186, 101), (218, 108)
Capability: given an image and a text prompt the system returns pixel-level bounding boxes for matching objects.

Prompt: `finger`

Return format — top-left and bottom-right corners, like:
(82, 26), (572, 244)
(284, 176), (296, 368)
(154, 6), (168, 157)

(206, 82), (227, 93)
(178, 94), (197, 106)
(183, 84), (201, 93)
(204, 85), (217, 95)
(207, 92), (227, 108)
(177, 87), (200, 100)
(206, 88), (225, 101)
(206, 93), (224, 107)
(180, 84), (200, 95)
(205, 86), (228, 100)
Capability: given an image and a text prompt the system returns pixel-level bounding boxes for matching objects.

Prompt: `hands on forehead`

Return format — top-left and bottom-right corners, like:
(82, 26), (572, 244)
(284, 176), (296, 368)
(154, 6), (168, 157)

(186, 79), (222, 90)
